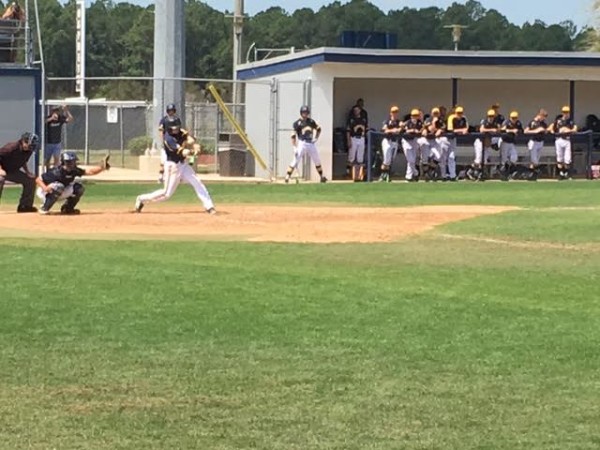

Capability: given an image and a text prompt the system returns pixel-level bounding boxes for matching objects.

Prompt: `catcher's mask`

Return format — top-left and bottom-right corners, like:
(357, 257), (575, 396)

(60, 151), (78, 172)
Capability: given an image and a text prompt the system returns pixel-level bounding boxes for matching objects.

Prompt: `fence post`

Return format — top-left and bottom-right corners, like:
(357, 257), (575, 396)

(119, 106), (124, 168)
(367, 130), (372, 182)
(84, 96), (89, 164)
(587, 131), (593, 180)
(268, 78), (278, 178)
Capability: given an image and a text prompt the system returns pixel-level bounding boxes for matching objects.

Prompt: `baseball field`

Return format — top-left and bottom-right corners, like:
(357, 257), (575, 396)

(1, 181), (600, 449)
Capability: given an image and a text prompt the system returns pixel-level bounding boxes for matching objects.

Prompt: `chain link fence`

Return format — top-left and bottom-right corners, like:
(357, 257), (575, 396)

(44, 77), (303, 179)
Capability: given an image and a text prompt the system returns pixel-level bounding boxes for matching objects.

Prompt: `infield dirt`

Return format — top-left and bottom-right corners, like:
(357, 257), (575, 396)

(0, 205), (514, 243)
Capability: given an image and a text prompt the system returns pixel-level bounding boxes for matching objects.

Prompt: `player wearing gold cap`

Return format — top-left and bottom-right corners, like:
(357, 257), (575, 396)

(524, 109), (549, 181)
(499, 111), (523, 181)
(468, 109), (501, 181)
(446, 106), (468, 181)
(379, 106), (403, 182)
(422, 107), (447, 181)
(549, 106), (577, 180)
(402, 108), (425, 182)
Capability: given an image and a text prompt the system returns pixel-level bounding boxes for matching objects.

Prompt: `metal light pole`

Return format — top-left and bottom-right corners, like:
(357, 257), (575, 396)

(75, 0), (86, 98)
(232, 0), (244, 107)
(444, 24), (468, 51)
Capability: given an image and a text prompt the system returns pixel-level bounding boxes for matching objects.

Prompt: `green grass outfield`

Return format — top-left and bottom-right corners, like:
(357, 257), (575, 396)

(2, 182), (600, 449)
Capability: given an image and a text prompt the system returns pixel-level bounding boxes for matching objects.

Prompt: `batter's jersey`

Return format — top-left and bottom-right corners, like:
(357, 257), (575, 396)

(158, 114), (177, 134)
(163, 129), (190, 163)
(292, 118), (321, 142)
(501, 119), (523, 143)
(553, 117), (576, 139)
(527, 118), (548, 142)
(41, 166), (85, 186)
(347, 116), (368, 138)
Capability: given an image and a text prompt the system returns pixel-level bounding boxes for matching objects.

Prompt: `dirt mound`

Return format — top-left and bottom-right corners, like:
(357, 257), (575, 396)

(0, 205), (513, 243)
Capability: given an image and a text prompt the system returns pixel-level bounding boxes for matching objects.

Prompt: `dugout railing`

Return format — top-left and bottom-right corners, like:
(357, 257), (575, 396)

(365, 130), (600, 181)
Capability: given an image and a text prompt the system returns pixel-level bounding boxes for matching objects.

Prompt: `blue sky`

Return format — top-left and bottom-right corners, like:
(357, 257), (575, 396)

(109, 0), (595, 29)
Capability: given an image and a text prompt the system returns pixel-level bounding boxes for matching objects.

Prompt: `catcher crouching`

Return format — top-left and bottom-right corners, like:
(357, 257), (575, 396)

(35, 152), (110, 215)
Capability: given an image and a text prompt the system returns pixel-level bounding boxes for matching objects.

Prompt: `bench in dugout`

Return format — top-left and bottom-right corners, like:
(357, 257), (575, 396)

(365, 130), (598, 181)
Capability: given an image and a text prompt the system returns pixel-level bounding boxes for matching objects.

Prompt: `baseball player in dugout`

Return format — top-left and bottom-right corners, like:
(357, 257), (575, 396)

(468, 108), (500, 181)
(524, 108), (549, 181)
(157, 103), (178, 183)
(423, 107), (448, 181)
(402, 109), (425, 182)
(348, 98), (368, 122)
(379, 106), (403, 182)
(285, 105), (327, 183)
(135, 116), (216, 214)
(550, 105), (577, 180)
(36, 152), (110, 215)
(0, 132), (39, 213)
(498, 111), (523, 181)
(346, 105), (368, 181)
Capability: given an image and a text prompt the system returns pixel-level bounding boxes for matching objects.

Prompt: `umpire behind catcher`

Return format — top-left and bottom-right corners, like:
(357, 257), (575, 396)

(0, 132), (39, 213)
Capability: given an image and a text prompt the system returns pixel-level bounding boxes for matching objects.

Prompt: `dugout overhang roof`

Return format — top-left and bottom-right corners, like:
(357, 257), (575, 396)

(236, 47), (600, 81)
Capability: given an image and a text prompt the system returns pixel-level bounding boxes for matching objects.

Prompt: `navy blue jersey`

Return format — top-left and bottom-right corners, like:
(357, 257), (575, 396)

(347, 116), (368, 138)
(293, 118), (320, 142)
(42, 166), (85, 186)
(494, 114), (506, 127)
(158, 114), (177, 133)
(502, 119), (523, 143)
(163, 129), (190, 163)
(553, 117), (576, 139)
(527, 118), (548, 142)
(480, 118), (500, 131)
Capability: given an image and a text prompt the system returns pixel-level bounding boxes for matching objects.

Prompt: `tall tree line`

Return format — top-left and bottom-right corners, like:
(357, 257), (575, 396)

(4, 0), (594, 98)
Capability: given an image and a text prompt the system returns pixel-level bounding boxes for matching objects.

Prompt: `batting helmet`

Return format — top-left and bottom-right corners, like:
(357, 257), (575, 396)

(166, 103), (177, 112)
(300, 105), (310, 115)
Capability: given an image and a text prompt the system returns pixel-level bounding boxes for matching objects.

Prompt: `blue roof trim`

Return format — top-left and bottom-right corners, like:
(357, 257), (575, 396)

(237, 51), (600, 80)
(0, 66), (41, 77)
(237, 54), (325, 80)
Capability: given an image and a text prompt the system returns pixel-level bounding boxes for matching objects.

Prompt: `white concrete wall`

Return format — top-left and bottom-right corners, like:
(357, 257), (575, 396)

(243, 68), (312, 179)
(457, 80), (570, 125)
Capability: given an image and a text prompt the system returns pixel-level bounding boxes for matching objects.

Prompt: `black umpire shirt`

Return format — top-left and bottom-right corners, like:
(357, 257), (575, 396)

(41, 166), (86, 186)
(0, 141), (34, 173)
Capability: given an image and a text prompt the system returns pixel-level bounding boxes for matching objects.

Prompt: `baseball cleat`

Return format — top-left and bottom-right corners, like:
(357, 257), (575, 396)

(320, 176), (327, 183)
(134, 196), (144, 213)
(284, 177), (290, 184)
(207, 207), (217, 215)
(60, 206), (81, 215)
(39, 208), (50, 215)
(17, 206), (38, 213)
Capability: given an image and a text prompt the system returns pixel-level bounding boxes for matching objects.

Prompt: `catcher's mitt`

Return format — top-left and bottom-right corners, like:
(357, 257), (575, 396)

(101, 154), (111, 171)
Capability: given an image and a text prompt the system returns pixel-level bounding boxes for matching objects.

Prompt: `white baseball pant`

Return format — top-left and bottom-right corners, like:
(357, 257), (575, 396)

(555, 138), (572, 165)
(381, 138), (398, 167)
(446, 138), (457, 179)
(348, 136), (365, 165)
(474, 138), (491, 165)
(401, 138), (418, 180)
(138, 160), (214, 210)
(290, 140), (321, 169)
(36, 184), (76, 202)
(500, 142), (518, 164)
(417, 136), (430, 161)
(160, 149), (167, 165)
(528, 140), (544, 165)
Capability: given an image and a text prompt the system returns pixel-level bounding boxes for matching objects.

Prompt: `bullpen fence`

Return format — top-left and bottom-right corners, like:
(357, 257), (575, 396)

(44, 77), (308, 179)
(365, 130), (600, 181)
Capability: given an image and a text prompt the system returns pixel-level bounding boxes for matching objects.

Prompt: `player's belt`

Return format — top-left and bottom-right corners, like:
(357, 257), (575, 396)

(351, 134), (364, 138)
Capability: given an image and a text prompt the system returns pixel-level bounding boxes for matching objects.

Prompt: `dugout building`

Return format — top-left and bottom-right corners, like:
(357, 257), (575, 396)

(237, 48), (600, 180)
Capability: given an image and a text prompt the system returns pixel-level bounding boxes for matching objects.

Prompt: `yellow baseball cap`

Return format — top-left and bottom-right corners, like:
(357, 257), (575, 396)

(390, 106), (399, 113)
(562, 105), (570, 113)
(487, 109), (496, 116)
(410, 108), (420, 116)
(510, 111), (519, 118)
(455, 106), (464, 113)
(432, 107), (440, 114)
